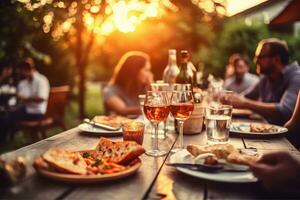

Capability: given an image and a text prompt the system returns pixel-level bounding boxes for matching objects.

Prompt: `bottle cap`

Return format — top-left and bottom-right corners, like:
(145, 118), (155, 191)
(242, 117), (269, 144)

(180, 50), (189, 59)
(169, 49), (176, 55)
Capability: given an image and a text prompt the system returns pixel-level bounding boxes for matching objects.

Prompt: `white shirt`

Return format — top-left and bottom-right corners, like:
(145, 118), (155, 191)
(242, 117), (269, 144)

(224, 72), (259, 95)
(17, 71), (50, 114)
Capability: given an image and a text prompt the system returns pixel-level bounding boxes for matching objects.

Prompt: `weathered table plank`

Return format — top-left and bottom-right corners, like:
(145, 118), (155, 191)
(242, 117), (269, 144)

(243, 136), (297, 151)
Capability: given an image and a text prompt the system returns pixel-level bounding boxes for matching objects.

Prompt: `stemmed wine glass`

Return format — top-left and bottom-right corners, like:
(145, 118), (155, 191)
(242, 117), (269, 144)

(150, 83), (171, 139)
(170, 90), (194, 152)
(143, 91), (170, 157)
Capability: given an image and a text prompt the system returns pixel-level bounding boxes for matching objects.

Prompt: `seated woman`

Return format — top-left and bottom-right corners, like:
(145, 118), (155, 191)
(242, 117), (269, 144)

(103, 51), (153, 116)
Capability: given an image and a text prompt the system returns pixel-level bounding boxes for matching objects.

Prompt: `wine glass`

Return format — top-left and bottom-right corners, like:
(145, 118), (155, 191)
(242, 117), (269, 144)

(150, 83), (171, 139)
(170, 90), (194, 152)
(143, 91), (170, 157)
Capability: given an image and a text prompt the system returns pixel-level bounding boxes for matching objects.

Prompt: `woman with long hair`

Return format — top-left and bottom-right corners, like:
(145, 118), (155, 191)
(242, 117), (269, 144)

(103, 51), (153, 116)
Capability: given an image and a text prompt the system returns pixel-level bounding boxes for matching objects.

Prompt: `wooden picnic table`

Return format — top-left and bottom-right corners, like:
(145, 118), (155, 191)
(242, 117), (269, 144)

(0, 117), (299, 200)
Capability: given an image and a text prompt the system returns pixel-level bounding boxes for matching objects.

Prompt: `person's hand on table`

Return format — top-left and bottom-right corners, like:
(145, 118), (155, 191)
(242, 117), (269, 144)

(230, 93), (246, 108)
(249, 152), (300, 195)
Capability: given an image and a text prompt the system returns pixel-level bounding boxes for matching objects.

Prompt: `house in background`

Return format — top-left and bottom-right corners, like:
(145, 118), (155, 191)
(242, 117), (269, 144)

(231, 0), (300, 36)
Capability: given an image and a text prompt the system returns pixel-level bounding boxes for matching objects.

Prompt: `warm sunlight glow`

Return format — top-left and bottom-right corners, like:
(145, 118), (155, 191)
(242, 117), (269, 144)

(19, 0), (177, 39)
(227, 0), (267, 16)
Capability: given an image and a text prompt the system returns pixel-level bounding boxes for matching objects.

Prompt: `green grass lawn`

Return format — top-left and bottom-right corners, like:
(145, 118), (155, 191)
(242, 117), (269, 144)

(0, 82), (105, 154)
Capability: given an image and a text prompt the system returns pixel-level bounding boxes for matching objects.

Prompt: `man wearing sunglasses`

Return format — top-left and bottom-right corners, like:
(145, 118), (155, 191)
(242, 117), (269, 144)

(231, 38), (300, 126)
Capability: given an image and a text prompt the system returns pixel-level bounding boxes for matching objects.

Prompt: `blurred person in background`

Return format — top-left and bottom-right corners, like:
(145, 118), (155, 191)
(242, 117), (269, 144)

(103, 51), (153, 116)
(0, 61), (13, 85)
(224, 55), (259, 95)
(1, 58), (50, 142)
(250, 151), (300, 197)
(231, 38), (300, 125)
(224, 53), (241, 80)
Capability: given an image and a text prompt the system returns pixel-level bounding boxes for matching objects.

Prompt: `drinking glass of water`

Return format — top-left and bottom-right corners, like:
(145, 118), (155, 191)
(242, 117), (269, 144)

(205, 105), (232, 144)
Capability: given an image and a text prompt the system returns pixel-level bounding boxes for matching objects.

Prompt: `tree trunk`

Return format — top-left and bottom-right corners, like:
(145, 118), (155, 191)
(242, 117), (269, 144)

(75, 3), (85, 119)
(78, 62), (86, 119)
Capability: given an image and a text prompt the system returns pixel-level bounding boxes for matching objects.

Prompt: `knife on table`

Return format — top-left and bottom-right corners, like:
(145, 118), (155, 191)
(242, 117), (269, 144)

(83, 118), (121, 131)
(166, 163), (249, 173)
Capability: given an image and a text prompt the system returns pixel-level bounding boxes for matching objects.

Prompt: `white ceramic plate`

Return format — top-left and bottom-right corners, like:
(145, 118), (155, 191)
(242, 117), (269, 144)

(230, 122), (288, 137)
(78, 123), (122, 136)
(169, 150), (257, 183)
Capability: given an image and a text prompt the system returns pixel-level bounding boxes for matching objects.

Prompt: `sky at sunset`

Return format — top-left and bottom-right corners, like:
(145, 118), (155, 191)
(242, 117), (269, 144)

(227, 0), (267, 16)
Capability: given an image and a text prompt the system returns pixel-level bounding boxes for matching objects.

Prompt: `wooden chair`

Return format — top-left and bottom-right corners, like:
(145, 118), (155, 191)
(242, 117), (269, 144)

(17, 86), (70, 142)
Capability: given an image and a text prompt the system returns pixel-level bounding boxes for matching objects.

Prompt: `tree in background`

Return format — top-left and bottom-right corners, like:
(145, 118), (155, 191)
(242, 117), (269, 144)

(199, 19), (270, 77)
(15, 0), (182, 118)
(90, 0), (226, 81)
(14, 0), (226, 118)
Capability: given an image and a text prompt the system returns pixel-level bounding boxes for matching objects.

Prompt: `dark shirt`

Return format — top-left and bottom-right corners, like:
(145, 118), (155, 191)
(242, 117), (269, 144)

(246, 62), (300, 125)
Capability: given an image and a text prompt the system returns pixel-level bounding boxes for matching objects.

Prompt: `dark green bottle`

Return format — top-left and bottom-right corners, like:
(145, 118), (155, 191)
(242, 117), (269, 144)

(176, 50), (194, 86)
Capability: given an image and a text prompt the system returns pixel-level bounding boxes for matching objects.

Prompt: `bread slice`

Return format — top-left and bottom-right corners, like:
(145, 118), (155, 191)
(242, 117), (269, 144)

(227, 151), (259, 165)
(96, 137), (145, 165)
(250, 123), (276, 133)
(187, 144), (235, 159)
(42, 148), (87, 175)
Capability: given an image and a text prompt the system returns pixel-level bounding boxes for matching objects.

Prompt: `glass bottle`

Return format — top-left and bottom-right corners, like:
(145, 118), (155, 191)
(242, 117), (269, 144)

(176, 50), (194, 86)
(163, 49), (179, 84)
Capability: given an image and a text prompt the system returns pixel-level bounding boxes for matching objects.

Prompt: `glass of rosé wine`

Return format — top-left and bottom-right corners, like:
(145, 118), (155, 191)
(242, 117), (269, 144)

(143, 91), (170, 157)
(170, 90), (194, 152)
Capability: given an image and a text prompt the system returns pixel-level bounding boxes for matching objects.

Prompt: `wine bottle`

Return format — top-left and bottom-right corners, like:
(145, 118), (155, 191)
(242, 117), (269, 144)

(176, 50), (194, 86)
(163, 49), (179, 84)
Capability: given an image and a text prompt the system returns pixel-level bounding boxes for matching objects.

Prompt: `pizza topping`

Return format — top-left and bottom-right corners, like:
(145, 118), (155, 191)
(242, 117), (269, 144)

(82, 152), (90, 158)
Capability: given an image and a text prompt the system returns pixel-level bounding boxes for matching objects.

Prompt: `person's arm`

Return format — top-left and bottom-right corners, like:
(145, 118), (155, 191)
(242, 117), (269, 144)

(231, 94), (279, 120)
(17, 95), (45, 103)
(105, 96), (141, 116)
(284, 90), (300, 130)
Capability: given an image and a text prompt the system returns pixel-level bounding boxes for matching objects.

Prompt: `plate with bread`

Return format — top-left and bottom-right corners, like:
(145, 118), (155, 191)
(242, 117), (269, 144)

(230, 122), (288, 137)
(169, 144), (258, 183)
(78, 115), (134, 136)
(34, 137), (145, 183)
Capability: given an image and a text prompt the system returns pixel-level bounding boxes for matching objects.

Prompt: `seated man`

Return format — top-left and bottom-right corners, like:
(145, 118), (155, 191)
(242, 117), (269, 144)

(1, 58), (49, 136)
(16, 57), (50, 120)
(224, 56), (259, 95)
(231, 38), (300, 125)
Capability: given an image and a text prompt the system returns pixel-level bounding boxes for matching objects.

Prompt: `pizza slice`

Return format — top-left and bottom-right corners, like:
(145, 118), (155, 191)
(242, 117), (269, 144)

(96, 137), (145, 165)
(42, 148), (87, 175)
